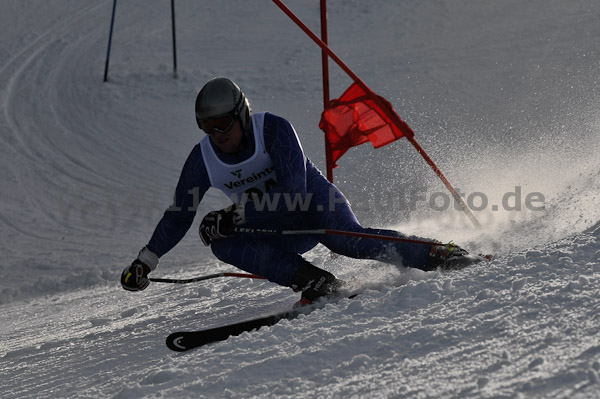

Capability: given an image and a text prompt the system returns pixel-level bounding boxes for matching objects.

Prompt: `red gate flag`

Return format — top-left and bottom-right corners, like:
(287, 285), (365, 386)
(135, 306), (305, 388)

(319, 82), (415, 167)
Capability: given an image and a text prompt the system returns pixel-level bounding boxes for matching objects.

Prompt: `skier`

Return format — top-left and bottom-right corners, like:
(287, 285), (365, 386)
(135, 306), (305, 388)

(121, 77), (475, 303)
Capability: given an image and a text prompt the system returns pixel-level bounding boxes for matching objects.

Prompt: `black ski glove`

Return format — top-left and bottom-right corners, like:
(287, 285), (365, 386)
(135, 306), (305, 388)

(121, 247), (159, 291)
(199, 203), (245, 246)
(121, 261), (151, 291)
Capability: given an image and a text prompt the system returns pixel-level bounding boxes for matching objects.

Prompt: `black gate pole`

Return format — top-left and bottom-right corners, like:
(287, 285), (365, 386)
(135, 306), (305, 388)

(171, 0), (178, 79)
(103, 0), (118, 82)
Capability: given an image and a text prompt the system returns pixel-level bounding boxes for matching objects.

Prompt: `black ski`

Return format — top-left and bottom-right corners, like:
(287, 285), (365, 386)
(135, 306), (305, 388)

(166, 308), (300, 351)
(166, 294), (357, 352)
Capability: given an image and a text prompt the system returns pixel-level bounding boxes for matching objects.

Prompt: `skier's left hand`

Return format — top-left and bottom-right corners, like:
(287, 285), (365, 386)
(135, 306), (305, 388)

(199, 203), (245, 246)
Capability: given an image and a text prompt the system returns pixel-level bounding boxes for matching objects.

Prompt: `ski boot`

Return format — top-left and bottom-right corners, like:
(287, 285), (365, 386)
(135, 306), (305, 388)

(426, 242), (489, 271)
(291, 261), (343, 307)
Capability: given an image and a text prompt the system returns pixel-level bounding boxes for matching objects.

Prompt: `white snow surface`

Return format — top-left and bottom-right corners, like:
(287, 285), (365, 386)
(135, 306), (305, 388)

(1, 0), (600, 398)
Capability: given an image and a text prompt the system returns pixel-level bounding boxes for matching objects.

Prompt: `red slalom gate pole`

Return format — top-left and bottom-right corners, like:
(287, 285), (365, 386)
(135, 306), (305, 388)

(406, 137), (481, 227)
(272, 0), (481, 228)
(319, 0), (334, 183)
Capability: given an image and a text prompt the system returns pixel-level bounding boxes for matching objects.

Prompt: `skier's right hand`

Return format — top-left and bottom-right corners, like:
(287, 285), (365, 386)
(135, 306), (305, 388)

(121, 261), (151, 291)
(121, 247), (159, 291)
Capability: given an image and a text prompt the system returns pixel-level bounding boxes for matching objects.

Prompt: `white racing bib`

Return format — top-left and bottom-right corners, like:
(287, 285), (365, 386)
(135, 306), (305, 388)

(200, 113), (277, 201)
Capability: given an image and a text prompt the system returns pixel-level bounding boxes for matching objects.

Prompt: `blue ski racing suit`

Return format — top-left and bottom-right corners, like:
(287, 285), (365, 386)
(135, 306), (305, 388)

(146, 112), (434, 287)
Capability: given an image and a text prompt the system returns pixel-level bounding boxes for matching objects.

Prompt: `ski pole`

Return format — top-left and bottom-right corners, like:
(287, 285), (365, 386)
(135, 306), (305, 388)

(150, 272), (266, 284)
(233, 227), (449, 247)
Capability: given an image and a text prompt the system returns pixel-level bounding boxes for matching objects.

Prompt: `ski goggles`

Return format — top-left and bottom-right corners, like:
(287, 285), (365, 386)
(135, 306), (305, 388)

(200, 114), (235, 135)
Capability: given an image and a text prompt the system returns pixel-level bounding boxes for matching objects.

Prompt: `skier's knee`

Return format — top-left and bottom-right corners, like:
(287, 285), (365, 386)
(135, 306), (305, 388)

(210, 238), (232, 262)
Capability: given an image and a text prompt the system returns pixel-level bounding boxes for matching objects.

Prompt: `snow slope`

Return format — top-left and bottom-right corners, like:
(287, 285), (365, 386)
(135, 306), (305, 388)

(1, 0), (599, 398)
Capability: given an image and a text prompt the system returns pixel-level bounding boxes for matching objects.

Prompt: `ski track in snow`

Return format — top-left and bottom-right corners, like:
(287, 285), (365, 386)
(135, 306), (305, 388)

(1, 0), (600, 398)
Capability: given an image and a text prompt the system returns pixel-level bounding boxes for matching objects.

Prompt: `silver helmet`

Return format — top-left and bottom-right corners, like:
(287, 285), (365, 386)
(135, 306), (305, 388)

(195, 77), (251, 132)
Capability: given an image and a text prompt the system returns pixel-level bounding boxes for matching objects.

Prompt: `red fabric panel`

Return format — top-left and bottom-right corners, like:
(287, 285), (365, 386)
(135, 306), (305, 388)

(319, 82), (413, 167)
